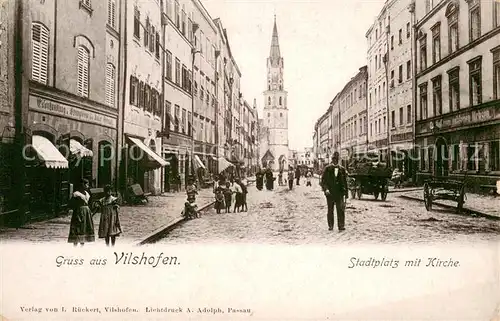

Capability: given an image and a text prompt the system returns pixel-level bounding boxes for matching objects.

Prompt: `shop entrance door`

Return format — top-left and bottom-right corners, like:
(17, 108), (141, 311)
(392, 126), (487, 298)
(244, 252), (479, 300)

(435, 137), (449, 177)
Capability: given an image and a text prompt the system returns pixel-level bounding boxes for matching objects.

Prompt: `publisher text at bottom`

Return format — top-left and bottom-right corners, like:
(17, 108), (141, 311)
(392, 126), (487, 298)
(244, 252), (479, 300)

(145, 307), (252, 314)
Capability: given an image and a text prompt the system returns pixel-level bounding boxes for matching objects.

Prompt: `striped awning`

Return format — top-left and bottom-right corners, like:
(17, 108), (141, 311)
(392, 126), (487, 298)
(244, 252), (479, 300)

(218, 157), (234, 173)
(128, 137), (169, 169)
(70, 139), (93, 158)
(193, 155), (206, 170)
(32, 135), (69, 169)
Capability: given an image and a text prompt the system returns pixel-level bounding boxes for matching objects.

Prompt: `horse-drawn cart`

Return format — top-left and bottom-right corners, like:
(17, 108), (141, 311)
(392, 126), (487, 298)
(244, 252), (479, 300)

(348, 161), (392, 201)
(423, 175), (467, 213)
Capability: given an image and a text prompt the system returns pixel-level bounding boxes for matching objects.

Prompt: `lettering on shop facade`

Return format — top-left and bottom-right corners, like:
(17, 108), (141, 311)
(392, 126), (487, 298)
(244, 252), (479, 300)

(29, 95), (117, 129)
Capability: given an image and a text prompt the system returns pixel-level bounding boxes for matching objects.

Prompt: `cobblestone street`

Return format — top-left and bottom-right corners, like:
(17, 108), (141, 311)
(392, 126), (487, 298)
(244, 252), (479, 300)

(162, 178), (500, 245)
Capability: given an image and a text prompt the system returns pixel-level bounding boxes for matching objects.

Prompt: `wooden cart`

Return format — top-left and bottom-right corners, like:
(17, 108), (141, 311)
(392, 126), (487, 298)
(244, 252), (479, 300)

(349, 173), (390, 201)
(423, 174), (467, 213)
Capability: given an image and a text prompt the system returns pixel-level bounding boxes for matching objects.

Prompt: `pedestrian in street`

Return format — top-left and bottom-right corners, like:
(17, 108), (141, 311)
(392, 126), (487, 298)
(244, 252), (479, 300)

(223, 182), (233, 213)
(186, 176), (199, 218)
(295, 167), (301, 186)
(256, 169), (264, 190)
(214, 186), (225, 214)
(96, 184), (122, 246)
(67, 179), (95, 246)
(278, 170), (284, 186)
(239, 179), (248, 212)
(288, 167), (294, 190)
(233, 179), (243, 213)
(320, 152), (348, 231)
(306, 170), (313, 187)
(265, 168), (274, 190)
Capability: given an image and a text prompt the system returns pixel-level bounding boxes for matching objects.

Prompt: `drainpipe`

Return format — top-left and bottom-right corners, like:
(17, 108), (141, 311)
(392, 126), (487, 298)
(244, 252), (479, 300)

(214, 49), (220, 175)
(384, 21), (391, 167)
(118, 0), (128, 196)
(160, 8), (166, 193)
(114, 0), (123, 194)
(409, 0), (417, 183)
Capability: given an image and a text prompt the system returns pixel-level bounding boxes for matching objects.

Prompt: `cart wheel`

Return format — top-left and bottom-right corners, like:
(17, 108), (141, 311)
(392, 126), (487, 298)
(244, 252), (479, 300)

(356, 188), (362, 200)
(457, 185), (465, 213)
(381, 186), (388, 201)
(374, 190), (379, 200)
(424, 182), (432, 211)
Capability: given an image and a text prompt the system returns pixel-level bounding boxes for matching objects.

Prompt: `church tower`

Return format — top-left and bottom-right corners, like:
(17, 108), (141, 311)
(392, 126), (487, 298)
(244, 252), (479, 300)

(261, 16), (289, 171)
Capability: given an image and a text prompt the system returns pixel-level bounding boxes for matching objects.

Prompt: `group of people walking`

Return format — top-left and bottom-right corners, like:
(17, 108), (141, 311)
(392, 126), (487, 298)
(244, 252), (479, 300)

(67, 179), (122, 246)
(213, 176), (248, 214)
(256, 166), (314, 191)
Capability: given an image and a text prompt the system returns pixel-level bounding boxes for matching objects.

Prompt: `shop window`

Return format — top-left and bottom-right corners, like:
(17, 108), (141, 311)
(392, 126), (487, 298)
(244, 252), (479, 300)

(98, 141), (112, 187)
(451, 144), (460, 171)
(467, 144), (477, 171)
(31, 22), (49, 85)
(490, 141), (500, 171)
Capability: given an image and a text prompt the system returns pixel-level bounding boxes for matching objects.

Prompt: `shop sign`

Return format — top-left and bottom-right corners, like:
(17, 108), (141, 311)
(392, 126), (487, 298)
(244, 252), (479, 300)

(29, 95), (117, 128)
(417, 104), (500, 135)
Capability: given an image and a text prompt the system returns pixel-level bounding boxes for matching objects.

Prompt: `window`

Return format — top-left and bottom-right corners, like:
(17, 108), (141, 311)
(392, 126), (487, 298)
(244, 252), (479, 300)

(378, 119), (381, 133)
(133, 7), (140, 39)
(451, 144), (460, 171)
(359, 85), (362, 98)
(493, 49), (500, 100)
(155, 32), (160, 59)
(150, 25), (155, 53)
(77, 46), (90, 98)
(399, 65), (403, 83)
(105, 63), (115, 107)
(406, 22), (410, 38)
(279, 97), (282, 105)
(268, 97), (271, 105)
(399, 107), (404, 126)
(407, 60), (411, 80)
(468, 57), (482, 106)
(144, 17), (149, 48)
(138, 81), (144, 107)
(200, 31), (204, 54)
(165, 51), (173, 81)
(175, 58), (180, 85)
(383, 116), (386, 133)
(406, 105), (411, 124)
(175, 1), (180, 28)
(419, 83), (428, 120)
(495, 0), (500, 28)
(181, 9), (186, 35)
(390, 70), (394, 87)
(354, 89), (357, 101)
(432, 76), (442, 116)
(447, 4), (459, 54)
(144, 85), (150, 111)
(391, 110), (396, 128)
(188, 18), (193, 42)
(467, 144), (477, 171)
(448, 67), (460, 111)
(398, 29), (402, 44)
(419, 35), (427, 71)
(370, 122), (373, 136)
(129, 76), (138, 105)
(431, 23), (441, 64)
(375, 56), (378, 70)
(107, 0), (116, 28)
(181, 109), (186, 134)
(490, 141), (500, 171)
(174, 105), (180, 132)
(31, 23), (49, 85)
(391, 35), (394, 50)
(469, 0), (481, 42)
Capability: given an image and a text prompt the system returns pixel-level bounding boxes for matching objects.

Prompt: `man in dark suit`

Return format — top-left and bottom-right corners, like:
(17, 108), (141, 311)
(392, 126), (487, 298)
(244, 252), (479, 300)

(320, 152), (348, 231)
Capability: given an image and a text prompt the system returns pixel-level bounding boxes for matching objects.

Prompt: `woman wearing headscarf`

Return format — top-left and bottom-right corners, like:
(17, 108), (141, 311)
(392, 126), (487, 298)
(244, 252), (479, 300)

(67, 179), (95, 246)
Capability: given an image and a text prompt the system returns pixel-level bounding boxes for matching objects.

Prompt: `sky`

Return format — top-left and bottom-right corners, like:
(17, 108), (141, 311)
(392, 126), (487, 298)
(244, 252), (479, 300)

(202, 0), (386, 150)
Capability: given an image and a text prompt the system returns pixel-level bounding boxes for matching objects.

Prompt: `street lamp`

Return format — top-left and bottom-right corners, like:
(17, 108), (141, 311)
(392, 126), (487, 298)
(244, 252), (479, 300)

(191, 23), (200, 181)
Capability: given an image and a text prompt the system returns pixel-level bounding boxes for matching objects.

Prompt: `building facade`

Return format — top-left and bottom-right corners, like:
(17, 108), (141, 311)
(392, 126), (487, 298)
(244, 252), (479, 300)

(387, 0), (414, 177)
(259, 16), (289, 172)
(339, 66), (368, 166)
(13, 0), (122, 225)
(414, 0), (500, 190)
(366, 3), (390, 161)
(122, 0), (165, 195)
(316, 107), (332, 170)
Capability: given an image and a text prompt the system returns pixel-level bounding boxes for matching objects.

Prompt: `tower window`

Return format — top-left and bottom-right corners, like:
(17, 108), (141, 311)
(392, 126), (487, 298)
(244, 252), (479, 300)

(268, 97), (271, 105)
(279, 97), (282, 105)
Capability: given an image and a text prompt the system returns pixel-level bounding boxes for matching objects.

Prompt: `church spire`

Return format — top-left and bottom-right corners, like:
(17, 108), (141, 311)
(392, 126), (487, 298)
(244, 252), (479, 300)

(269, 15), (281, 62)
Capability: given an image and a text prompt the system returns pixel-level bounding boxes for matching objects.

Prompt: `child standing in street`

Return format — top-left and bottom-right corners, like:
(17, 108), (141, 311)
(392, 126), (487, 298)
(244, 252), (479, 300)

(223, 182), (233, 213)
(97, 185), (122, 246)
(306, 170), (313, 187)
(214, 187), (225, 214)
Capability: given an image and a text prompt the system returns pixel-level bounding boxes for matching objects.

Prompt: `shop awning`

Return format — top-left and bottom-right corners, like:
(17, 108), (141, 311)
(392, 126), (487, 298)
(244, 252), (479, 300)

(70, 139), (93, 158)
(193, 155), (206, 170)
(32, 135), (69, 169)
(218, 157), (234, 173)
(128, 137), (169, 168)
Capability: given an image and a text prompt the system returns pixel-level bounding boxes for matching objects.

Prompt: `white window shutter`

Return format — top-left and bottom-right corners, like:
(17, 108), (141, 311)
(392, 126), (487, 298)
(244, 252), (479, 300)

(77, 46), (89, 97)
(32, 23), (49, 84)
(105, 64), (115, 106)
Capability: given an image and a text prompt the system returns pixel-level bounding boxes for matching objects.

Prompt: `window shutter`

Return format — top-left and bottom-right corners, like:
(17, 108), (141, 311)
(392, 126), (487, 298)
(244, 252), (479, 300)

(77, 46), (89, 97)
(31, 23), (49, 84)
(111, 0), (116, 28)
(129, 76), (134, 105)
(105, 63), (115, 106)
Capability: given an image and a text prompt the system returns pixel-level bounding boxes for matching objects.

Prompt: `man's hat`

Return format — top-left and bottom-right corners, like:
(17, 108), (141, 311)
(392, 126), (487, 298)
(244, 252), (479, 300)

(332, 151), (340, 159)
